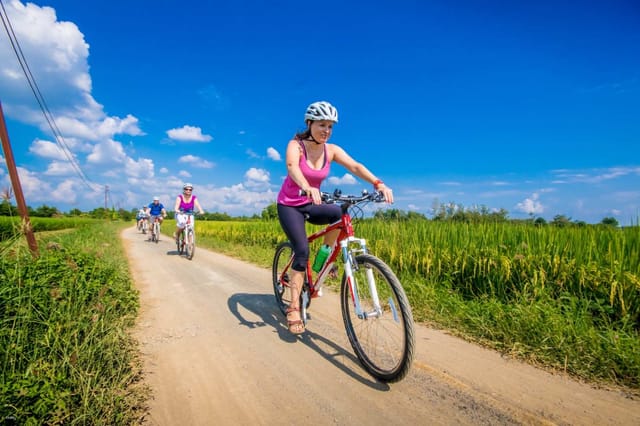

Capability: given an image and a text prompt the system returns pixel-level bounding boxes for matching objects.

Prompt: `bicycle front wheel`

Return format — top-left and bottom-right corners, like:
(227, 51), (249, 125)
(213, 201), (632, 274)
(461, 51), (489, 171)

(177, 231), (184, 254)
(185, 228), (195, 260)
(341, 254), (415, 382)
(272, 242), (295, 316)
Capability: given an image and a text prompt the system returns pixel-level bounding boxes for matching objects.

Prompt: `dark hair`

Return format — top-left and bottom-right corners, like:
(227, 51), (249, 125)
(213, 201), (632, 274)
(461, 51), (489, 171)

(294, 121), (312, 140)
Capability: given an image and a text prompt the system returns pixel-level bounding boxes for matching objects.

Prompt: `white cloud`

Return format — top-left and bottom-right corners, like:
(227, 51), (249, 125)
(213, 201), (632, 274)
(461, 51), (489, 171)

(124, 157), (154, 179)
(87, 139), (127, 164)
(327, 173), (357, 186)
(515, 193), (544, 215)
(244, 167), (270, 190)
(552, 166), (640, 184)
(44, 161), (75, 176)
(166, 125), (213, 142)
(267, 147), (281, 161)
(178, 155), (215, 168)
(29, 139), (68, 160)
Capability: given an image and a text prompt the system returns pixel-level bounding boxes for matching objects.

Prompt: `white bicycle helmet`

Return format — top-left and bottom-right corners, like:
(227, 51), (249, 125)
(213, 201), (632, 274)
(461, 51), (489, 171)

(183, 182), (193, 190)
(153, 196), (159, 201)
(304, 101), (338, 123)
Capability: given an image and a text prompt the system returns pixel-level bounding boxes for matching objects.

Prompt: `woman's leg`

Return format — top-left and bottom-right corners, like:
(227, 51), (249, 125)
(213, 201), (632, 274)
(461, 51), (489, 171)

(277, 204), (310, 334)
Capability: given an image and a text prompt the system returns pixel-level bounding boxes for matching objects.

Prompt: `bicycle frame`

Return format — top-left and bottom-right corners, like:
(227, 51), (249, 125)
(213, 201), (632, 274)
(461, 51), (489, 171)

(180, 213), (195, 238)
(177, 212), (196, 259)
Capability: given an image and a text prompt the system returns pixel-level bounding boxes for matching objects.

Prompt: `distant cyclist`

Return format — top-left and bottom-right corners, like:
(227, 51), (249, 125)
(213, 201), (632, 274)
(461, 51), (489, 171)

(173, 183), (205, 242)
(136, 206), (149, 232)
(147, 196), (167, 240)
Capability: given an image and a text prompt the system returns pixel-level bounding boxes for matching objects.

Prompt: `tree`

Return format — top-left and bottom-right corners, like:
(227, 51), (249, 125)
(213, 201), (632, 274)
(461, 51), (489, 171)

(600, 217), (619, 227)
(534, 217), (547, 226)
(550, 215), (572, 227)
(261, 203), (278, 221)
(32, 204), (60, 217)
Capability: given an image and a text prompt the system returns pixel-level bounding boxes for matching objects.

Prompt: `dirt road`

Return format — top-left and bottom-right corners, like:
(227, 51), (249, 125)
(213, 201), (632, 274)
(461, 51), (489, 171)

(121, 226), (639, 425)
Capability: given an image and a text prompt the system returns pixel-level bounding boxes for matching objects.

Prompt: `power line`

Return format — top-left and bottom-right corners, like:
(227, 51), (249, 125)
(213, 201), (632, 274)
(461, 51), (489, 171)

(0, 0), (99, 192)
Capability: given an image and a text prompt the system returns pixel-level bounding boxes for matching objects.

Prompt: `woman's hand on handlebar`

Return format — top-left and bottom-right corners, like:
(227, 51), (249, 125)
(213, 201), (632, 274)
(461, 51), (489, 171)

(303, 187), (322, 205)
(378, 186), (393, 204)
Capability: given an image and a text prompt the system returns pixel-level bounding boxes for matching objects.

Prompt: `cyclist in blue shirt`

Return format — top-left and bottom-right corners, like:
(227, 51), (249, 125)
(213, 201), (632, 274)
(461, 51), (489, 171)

(147, 196), (167, 239)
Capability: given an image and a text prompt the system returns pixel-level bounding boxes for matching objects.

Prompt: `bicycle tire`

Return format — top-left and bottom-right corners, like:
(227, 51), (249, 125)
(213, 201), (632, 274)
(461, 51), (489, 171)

(177, 231), (184, 254)
(272, 242), (295, 316)
(153, 222), (159, 243)
(340, 254), (415, 382)
(186, 228), (195, 260)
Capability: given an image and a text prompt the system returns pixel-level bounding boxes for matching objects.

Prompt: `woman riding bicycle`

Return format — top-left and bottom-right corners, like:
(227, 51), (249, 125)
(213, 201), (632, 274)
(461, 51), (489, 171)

(173, 183), (205, 242)
(136, 206), (149, 231)
(276, 101), (393, 335)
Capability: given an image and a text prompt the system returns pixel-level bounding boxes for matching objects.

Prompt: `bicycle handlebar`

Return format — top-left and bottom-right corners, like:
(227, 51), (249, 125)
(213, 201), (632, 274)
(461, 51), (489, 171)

(300, 189), (386, 205)
(176, 210), (204, 215)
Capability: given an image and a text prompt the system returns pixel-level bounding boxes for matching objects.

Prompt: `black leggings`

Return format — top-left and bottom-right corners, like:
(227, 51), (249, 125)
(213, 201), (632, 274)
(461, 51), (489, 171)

(277, 203), (342, 271)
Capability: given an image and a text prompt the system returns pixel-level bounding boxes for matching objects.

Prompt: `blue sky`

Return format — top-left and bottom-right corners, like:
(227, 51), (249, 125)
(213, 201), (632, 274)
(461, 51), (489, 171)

(0, 0), (638, 224)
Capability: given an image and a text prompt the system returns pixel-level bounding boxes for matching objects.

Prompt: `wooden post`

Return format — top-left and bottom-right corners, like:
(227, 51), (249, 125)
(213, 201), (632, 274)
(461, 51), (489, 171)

(0, 101), (39, 257)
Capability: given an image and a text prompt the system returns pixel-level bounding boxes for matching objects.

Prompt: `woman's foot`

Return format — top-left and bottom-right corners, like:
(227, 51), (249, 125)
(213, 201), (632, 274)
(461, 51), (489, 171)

(286, 306), (305, 335)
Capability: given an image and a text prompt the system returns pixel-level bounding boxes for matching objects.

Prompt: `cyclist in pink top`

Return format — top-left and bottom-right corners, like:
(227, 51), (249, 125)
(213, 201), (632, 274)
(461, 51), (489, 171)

(173, 182), (205, 242)
(276, 101), (393, 334)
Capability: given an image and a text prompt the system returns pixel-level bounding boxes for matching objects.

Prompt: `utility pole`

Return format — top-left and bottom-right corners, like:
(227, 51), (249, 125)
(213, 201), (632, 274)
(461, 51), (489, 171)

(0, 101), (39, 257)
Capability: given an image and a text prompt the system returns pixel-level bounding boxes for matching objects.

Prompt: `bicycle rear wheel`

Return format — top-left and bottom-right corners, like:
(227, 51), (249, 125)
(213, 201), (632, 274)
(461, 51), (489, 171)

(272, 242), (295, 316)
(185, 228), (195, 260)
(153, 222), (159, 243)
(341, 254), (415, 382)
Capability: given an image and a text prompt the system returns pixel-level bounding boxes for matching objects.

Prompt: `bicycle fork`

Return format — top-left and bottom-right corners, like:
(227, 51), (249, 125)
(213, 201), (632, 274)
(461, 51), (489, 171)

(341, 237), (384, 320)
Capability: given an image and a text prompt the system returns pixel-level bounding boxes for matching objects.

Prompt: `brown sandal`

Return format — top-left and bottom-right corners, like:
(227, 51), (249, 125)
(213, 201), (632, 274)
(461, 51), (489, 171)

(286, 306), (305, 335)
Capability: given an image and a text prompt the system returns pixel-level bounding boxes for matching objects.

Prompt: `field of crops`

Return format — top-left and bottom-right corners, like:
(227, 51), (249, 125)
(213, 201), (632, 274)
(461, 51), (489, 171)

(193, 219), (640, 389)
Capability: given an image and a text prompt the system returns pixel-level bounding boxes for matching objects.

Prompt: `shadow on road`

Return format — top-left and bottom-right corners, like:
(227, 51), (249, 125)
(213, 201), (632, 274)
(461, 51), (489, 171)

(227, 292), (390, 391)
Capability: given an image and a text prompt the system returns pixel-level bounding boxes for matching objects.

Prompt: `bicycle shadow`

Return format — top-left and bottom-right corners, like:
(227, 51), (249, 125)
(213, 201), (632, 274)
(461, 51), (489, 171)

(227, 292), (390, 390)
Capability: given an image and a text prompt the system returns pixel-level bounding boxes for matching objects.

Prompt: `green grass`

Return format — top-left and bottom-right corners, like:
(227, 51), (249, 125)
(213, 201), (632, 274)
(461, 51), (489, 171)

(1, 221), (147, 425)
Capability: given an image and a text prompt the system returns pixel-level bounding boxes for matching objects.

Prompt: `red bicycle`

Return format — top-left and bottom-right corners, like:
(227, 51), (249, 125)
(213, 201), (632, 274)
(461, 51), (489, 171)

(272, 189), (415, 382)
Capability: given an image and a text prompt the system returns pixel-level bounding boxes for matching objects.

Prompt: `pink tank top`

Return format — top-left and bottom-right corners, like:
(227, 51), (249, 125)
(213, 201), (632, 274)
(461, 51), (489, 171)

(178, 194), (197, 212)
(277, 140), (330, 206)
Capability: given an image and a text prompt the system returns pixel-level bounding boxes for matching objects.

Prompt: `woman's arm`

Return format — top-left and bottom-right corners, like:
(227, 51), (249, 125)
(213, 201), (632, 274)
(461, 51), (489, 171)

(285, 139), (322, 204)
(194, 198), (205, 214)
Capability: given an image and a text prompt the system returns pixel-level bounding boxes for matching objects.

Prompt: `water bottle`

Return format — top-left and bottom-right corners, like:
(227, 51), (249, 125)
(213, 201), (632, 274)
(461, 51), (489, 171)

(312, 244), (331, 273)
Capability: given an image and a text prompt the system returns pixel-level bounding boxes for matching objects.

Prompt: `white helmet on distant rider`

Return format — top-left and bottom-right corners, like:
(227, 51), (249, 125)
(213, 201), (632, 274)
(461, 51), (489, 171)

(304, 101), (338, 123)
(183, 183), (193, 191)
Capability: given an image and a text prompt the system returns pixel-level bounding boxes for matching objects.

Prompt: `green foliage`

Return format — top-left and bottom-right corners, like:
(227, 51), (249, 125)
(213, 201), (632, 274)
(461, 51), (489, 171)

(30, 204), (61, 217)
(601, 216), (619, 227)
(0, 222), (144, 424)
(261, 202), (278, 221)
